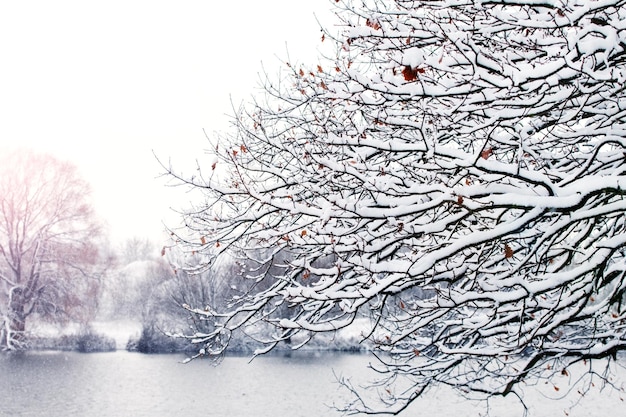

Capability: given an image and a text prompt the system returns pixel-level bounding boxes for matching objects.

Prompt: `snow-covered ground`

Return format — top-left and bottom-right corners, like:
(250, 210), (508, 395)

(91, 320), (142, 350)
(29, 319), (142, 350)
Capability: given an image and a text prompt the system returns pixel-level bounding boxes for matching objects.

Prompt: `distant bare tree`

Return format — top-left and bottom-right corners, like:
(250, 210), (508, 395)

(119, 237), (156, 264)
(0, 150), (105, 349)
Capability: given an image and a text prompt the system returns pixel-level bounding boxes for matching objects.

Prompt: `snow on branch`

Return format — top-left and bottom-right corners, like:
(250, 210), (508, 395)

(167, 0), (626, 413)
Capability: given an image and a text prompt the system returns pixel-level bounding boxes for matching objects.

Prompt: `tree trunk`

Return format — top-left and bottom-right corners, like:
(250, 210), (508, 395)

(3, 288), (28, 350)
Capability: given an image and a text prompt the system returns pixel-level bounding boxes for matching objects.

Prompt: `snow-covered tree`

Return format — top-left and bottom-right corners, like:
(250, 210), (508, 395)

(0, 150), (105, 350)
(168, 0), (626, 412)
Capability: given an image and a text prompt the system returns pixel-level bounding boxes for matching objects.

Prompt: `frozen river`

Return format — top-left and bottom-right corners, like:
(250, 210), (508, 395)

(0, 350), (624, 417)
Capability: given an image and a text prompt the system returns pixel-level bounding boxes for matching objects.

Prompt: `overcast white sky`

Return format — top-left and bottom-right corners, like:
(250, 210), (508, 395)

(0, 1), (333, 244)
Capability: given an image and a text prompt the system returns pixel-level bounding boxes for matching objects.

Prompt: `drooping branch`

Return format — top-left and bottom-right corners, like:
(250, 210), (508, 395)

(168, 0), (626, 413)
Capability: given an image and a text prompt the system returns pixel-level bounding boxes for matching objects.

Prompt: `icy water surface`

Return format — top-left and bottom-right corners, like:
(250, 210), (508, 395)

(0, 350), (624, 417)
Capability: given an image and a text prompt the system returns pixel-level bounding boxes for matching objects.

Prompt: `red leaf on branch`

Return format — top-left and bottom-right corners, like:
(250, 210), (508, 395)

(402, 66), (424, 81)
(366, 18), (381, 30)
(481, 147), (493, 159)
(504, 244), (514, 259)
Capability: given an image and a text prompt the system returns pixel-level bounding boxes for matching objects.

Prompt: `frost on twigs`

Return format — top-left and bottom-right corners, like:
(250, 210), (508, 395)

(167, 0), (626, 413)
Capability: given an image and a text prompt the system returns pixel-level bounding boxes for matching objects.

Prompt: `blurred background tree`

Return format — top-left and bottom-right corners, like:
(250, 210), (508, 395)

(0, 149), (108, 350)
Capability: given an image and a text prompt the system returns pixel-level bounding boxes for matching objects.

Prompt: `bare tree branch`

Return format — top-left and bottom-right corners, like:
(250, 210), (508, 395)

(167, 0), (626, 413)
